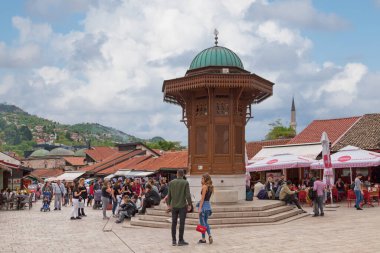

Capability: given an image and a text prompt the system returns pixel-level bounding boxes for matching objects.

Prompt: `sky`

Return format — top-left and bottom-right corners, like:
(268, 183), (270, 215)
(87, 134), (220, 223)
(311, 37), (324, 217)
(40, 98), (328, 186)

(0, 0), (379, 145)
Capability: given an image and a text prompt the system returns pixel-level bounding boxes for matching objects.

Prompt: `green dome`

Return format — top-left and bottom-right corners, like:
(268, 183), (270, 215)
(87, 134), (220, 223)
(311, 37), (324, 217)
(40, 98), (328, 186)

(74, 149), (87, 157)
(30, 149), (49, 157)
(189, 46), (244, 70)
(48, 147), (75, 156)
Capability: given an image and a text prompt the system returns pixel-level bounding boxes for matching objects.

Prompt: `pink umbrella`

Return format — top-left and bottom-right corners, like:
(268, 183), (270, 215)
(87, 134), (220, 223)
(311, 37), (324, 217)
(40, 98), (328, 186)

(311, 145), (380, 169)
(246, 153), (315, 172)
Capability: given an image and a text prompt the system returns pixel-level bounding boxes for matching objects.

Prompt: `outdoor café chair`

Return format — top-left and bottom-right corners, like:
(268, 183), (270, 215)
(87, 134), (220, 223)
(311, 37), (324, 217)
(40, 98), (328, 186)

(6, 193), (15, 210)
(361, 190), (374, 208)
(298, 190), (307, 205)
(332, 188), (340, 202)
(346, 190), (356, 208)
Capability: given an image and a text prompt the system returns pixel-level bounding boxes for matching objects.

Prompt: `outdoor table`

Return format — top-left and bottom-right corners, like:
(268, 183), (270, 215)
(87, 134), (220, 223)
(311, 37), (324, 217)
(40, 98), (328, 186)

(16, 194), (29, 210)
(361, 188), (379, 208)
(368, 188), (379, 204)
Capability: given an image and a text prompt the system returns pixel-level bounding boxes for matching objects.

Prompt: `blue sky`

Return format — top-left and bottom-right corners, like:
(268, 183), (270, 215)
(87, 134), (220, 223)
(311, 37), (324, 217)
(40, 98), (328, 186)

(309, 0), (380, 70)
(0, 0), (379, 144)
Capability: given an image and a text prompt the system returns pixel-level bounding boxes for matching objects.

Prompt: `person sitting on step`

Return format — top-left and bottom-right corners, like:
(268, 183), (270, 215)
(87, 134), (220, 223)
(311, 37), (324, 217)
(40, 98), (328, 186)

(139, 184), (161, 214)
(280, 180), (307, 213)
(115, 194), (138, 223)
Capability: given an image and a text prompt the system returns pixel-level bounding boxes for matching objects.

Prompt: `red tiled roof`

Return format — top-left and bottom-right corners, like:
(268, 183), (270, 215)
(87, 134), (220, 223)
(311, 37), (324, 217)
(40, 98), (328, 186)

(63, 157), (86, 166)
(85, 146), (117, 162)
(97, 155), (152, 175)
(31, 168), (64, 178)
(80, 150), (146, 174)
(246, 139), (291, 160)
(132, 151), (188, 171)
(288, 116), (360, 145)
(333, 114), (380, 151)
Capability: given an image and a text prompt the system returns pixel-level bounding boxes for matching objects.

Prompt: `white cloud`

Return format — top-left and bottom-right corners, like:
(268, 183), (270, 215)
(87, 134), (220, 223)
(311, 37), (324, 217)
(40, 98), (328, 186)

(0, 75), (15, 95)
(12, 16), (52, 43)
(25, 0), (93, 20)
(0, 0), (377, 144)
(34, 66), (70, 86)
(316, 63), (368, 107)
(248, 0), (348, 31)
(256, 20), (312, 56)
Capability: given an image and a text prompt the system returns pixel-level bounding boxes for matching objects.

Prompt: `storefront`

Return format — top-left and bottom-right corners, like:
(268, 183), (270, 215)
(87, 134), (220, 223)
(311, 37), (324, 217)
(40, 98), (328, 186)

(333, 166), (379, 184)
(0, 168), (4, 189)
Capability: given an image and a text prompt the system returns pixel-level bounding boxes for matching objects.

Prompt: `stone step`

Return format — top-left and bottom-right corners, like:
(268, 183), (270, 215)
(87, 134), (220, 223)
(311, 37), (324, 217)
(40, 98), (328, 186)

(138, 208), (301, 225)
(146, 205), (294, 218)
(153, 201), (285, 212)
(130, 209), (304, 229)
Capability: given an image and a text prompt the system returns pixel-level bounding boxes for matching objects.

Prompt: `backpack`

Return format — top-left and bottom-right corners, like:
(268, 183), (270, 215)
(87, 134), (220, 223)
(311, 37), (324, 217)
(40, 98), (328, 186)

(275, 185), (283, 200)
(350, 183), (355, 190)
(246, 190), (253, 201)
(308, 189), (316, 201)
(257, 189), (268, 200)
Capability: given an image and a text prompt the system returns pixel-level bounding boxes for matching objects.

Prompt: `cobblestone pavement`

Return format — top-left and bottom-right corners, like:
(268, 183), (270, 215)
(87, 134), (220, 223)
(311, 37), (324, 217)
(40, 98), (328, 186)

(1, 201), (379, 253)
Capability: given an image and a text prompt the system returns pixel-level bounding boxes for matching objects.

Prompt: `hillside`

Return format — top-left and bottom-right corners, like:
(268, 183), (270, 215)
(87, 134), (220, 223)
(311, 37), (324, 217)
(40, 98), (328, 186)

(0, 103), (163, 156)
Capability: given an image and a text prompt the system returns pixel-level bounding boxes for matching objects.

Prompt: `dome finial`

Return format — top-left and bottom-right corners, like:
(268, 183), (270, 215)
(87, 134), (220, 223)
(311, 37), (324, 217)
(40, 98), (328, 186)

(214, 28), (219, 46)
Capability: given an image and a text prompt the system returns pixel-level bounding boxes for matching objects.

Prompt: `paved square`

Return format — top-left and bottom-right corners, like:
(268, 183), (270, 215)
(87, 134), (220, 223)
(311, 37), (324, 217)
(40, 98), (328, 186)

(1, 202), (379, 253)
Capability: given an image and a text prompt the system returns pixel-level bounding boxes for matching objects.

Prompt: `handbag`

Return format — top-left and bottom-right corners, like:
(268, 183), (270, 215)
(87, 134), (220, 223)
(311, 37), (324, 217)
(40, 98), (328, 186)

(196, 224), (207, 233)
(196, 211), (207, 233)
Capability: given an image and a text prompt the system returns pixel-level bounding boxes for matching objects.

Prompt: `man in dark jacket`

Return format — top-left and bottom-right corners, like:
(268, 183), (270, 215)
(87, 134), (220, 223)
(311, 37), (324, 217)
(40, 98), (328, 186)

(139, 184), (161, 214)
(167, 169), (192, 246)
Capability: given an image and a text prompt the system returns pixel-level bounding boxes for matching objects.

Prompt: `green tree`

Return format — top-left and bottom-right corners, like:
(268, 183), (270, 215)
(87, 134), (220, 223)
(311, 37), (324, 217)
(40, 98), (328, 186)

(145, 140), (183, 151)
(0, 118), (6, 130)
(4, 125), (21, 145)
(265, 119), (296, 140)
(65, 131), (72, 141)
(19, 125), (33, 141)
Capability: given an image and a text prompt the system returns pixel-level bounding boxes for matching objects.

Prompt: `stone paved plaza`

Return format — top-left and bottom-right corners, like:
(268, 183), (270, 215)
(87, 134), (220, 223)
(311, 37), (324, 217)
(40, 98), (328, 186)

(1, 201), (379, 253)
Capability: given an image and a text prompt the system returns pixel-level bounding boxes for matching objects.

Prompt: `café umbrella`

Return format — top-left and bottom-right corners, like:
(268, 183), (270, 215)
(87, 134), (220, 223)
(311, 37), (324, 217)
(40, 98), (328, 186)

(311, 145), (380, 183)
(321, 132), (334, 186)
(319, 132), (337, 207)
(246, 153), (315, 172)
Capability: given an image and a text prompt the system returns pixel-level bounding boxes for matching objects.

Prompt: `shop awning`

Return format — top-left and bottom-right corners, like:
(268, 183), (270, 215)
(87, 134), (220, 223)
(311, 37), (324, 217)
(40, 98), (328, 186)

(104, 174), (115, 180)
(247, 154), (315, 172)
(249, 142), (322, 164)
(55, 171), (85, 182)
(114, 170), (155, 177)
(114, 170), (131, 176)
(23, 175), (43, 183)
(311, 145), (380, 169)
(133, 171), (155, 177)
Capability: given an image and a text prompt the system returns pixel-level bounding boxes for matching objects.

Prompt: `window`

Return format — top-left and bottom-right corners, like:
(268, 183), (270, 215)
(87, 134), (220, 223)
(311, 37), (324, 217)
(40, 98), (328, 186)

(195, 103), (208, 116)
(215, 101), (229, 116)
(196, 126), (208, 154)
(215, 125), (229, 154)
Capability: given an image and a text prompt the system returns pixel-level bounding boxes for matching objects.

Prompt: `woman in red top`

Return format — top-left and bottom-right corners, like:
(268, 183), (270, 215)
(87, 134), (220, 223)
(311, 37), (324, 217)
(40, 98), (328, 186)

(132, 179), (142, 197)
(87, 182), (95, 207)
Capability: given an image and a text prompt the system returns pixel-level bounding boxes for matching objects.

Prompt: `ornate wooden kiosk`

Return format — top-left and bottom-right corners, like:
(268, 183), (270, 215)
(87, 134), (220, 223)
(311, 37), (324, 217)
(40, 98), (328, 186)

(162, 34), (273, 202)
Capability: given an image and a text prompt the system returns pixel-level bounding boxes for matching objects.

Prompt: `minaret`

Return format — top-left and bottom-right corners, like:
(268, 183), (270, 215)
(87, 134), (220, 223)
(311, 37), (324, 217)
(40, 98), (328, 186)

(290, 96), (297, 132)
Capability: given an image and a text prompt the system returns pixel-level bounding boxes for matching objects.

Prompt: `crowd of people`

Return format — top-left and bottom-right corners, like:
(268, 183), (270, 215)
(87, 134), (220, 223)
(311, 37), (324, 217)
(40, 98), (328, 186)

(250, 171), (374, 216)
(35, 177), (170, 221)
(32, 171), (213, 246)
